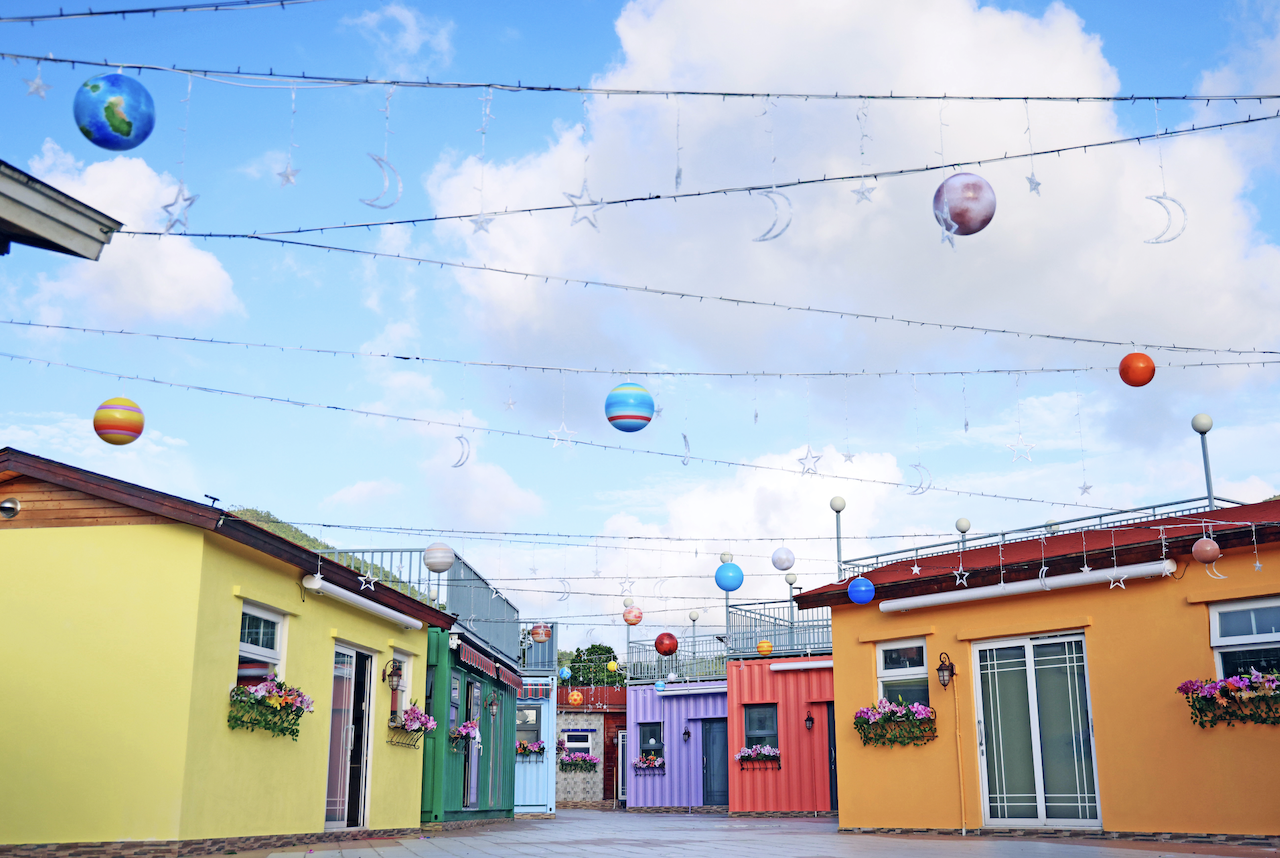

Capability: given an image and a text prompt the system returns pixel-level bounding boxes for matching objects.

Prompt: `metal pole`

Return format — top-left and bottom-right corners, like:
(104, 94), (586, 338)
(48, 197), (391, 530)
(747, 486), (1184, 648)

(835, 510), (843, 580)
(788, 581), (795, 652)
(1200, 434), (1216, 511)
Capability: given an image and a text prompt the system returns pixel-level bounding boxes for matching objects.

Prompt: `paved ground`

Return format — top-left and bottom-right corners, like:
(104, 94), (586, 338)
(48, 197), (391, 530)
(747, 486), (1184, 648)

(257, 812), (1276, 858)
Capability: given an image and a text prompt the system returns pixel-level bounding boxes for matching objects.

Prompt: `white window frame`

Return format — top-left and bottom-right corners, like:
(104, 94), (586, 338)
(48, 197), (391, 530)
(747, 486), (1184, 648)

(875, 637), (928, 701)
(1209, 596), (1280, 678)
(391, 649), (413, 721)
(239, 600), (287, 679)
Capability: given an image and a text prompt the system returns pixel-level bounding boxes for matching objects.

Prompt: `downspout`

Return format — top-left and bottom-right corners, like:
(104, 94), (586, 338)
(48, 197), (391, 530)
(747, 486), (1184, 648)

(954, 678), (966, 836)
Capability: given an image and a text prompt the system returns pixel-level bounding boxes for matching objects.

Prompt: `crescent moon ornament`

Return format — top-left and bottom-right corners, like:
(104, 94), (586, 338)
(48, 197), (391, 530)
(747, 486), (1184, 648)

(557, 578), (571, 601)
(681, 433), (691, 466)
(907, 463), (932, 496)
(752, 190), (793, 242)
(451, 435), (470, 468)
(1143, 194), (1187, 244)
(360, 153), (403, 209)
(653, 578), (669, 601)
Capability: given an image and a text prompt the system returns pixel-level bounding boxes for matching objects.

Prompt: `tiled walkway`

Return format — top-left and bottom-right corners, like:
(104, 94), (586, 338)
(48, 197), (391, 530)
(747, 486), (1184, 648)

(261, 812), (1276, 858)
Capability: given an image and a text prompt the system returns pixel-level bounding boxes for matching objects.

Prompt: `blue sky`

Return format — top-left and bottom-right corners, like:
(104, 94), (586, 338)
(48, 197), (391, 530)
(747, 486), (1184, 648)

(3, 0), (1280, 652)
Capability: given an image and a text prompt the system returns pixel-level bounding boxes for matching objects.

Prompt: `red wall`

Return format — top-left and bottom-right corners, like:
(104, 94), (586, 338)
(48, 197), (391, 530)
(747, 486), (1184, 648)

(727, 657), (835, 813)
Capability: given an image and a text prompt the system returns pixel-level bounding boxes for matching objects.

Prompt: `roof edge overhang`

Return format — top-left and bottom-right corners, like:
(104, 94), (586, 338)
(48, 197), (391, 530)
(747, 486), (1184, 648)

(0, 159), (122, 260)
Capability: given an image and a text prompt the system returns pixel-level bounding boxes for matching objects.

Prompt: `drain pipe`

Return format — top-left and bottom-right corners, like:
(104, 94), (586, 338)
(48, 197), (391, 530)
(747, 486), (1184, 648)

(954, 683), (966, 836)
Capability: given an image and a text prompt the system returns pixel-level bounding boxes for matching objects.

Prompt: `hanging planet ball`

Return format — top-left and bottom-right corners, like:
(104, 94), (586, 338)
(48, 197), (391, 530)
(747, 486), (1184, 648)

(771, 547), (795, 571)
(757, 640), (773, 656)
(623, 606), (643, 626)
(604, 382), (655, 432)
(529, 623), (552, 644)
(568, 690), (584, 706)
(93, 397), (145, 445)
(847, 576), (875, 605)
(655, 681), (666, 692)
(933, 173), (996, 236)
(715, 562), (744, 592)
(606, 660), (618, 673)
(667, 672), (677, 681)
(655, 632), (678, 656)
(558, 667), (571, 681)
(73, 74), (156, 151)
(1192, 537), (1222, 564)
(1118, 352), (1156, 387)
(424, 542), (456, 573)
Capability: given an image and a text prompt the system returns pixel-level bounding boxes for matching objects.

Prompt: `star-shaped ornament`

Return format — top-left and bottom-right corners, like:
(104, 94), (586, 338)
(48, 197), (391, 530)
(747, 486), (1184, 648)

(619, 576), (635, 595)
(1255, 559), (1264, 571)
(851, 180), (876, 204)
(954, 566), (969, 587)
(549, 422), (577, 448)
(1079, 482), (1093, 496)
(357, 573), (377, 591)
(504, 397), (516, 410)
(1080, 563), (1093, 575)
(1026, 173), (1041, 196)
(654, 405), (663, 417)
(564, 180), (606, 230)
(278, 164), (300, 186)
(1006, 435), (1035, 463)
(470, 214), (495, 233)
(940, 227), (956, 249)
(797, 445), (822, 475)
(842, 451), (856, 463)
(24, 71), (51, 99)
(1107, 568), (1127, 589)
(161, 182), (199, 234)
(910, 563), (922, 576)
(592, 568), (603, 577)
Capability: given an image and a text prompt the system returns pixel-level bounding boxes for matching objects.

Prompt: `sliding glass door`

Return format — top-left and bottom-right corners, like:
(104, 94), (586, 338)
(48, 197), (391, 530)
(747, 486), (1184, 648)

(974, 634), (1100, 827)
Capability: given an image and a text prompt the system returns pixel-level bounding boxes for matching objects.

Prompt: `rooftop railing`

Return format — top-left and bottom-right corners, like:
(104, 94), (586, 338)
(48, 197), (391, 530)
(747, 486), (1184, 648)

(626, 632), (728, 683)
(726, 599), (832, 656)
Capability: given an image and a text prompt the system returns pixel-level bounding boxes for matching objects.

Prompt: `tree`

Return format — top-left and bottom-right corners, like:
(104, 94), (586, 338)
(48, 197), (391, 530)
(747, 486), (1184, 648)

(567, 643), (624, 687)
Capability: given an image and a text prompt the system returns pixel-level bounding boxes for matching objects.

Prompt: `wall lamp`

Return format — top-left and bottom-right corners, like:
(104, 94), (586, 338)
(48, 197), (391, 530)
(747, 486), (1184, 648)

(682, 726), (691, 742)
(0, 498), (20, 519)
(486, 691), (500, 718)
(805, 710), (814, 731)
(381, 659), (404, 692)
(936, 653), (957, 689)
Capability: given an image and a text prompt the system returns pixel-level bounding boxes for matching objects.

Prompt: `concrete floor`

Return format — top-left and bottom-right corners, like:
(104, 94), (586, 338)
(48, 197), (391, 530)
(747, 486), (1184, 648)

(255, 811), (1276, 858)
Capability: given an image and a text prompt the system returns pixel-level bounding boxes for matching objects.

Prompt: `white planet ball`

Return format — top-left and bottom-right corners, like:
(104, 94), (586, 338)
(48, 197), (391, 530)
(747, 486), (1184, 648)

(771, 547), (795, 571)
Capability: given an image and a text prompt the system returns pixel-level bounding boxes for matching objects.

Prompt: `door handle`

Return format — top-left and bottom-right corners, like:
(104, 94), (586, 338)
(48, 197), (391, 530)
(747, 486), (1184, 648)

(976, 720), (985, 755)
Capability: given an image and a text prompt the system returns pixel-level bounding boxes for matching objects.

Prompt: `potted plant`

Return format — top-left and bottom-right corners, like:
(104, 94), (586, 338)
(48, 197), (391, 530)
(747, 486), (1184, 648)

(633, 754), (666, 773)
(853, 698), (937, 747)
(228, 675), (314, 741)
(386, 701), (436, 748)
(515, 739), (546, 756)
(558, 751), (601, 773)
(734, 744), (781, 769)
(1177, 669), (1280, 728)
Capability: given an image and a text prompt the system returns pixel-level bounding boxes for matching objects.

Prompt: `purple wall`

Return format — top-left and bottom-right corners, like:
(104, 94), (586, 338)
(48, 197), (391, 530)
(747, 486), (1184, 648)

(626, 682), (727, 808)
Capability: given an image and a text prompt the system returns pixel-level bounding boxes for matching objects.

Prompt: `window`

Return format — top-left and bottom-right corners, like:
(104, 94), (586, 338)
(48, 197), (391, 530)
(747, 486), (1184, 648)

(449, 674), (461, 730)
(637, 722), (663, 758)
(877, 637), (929, 706)
(389, 652), (412, 722)
(516, 707), (541, 744)
(238, 602), (285, 683)
(1210, 597), (1280, 677)
(744, 704), (778, 750)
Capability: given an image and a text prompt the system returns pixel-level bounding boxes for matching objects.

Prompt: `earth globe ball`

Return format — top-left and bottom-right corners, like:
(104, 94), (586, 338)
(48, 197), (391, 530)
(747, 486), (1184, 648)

(848, 576), (875, 605)
(715, 562), (744, 592)
(74, 74), (156, 151)
(558, 667), (571, 681)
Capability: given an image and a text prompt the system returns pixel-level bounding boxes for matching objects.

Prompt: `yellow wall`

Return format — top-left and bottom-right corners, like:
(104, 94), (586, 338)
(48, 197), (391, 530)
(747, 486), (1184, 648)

(0, 523), (431, 846)
(832, 547), (1280, 835)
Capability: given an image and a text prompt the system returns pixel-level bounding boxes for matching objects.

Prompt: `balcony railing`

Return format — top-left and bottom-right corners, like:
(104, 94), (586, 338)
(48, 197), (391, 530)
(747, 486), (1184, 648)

(627, 632), (728, 683)
(519, 622), (558, 673)
(726, 600), (832, 656)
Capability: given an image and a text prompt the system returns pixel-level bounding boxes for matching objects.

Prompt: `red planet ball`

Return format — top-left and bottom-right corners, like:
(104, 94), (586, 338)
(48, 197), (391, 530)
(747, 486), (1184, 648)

(1192, 538), (1221, 564)
(1118, 353), (1156, 387)
(933, 173), (996, 236)
(655, 632), (678, 656)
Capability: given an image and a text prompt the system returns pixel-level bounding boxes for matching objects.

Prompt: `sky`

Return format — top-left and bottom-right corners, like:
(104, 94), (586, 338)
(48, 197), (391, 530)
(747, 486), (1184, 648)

(2, 0), (1280, 655)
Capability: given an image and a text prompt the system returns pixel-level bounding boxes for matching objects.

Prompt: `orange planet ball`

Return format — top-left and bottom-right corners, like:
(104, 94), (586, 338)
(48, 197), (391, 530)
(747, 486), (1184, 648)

(623, 606), (643, 626)
(1192, 537), (1221, 564)
(93, 397), (145, 445)
(757, 640), (774, 656)
(568, 690), (584, 706)
(1118, 353), (1156, 387)
(530, 623), (552, 643)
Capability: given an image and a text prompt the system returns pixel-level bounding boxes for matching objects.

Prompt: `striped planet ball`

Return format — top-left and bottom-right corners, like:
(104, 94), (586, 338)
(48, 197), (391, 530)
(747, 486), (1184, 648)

(604, 383), (655, 432)
(757, 640), (773, 656)
(93, 397), (144, 445)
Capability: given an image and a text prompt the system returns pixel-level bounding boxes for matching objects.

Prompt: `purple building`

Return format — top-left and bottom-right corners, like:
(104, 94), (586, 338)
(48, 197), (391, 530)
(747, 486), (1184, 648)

(625, 680), (728, 811)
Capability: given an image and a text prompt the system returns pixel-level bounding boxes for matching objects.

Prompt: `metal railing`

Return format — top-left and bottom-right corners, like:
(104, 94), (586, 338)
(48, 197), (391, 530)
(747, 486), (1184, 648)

(840, 496), (1246, 577)
(727, 600), (832, 656)
(519, 622), (558, 673)
(627, 632), (728, 683)
(319, 547), (521, 661)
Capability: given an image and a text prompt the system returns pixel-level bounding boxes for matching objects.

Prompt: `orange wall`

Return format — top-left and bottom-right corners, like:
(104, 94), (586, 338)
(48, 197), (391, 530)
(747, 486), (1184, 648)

(831, 548), (1280, 835)
(728, 656), (834, 813)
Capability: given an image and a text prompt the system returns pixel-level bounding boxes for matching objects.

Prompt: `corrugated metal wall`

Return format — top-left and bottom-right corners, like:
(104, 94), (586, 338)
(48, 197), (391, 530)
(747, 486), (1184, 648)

(626, 683), (728, 807)
(727, 657), (835, 813)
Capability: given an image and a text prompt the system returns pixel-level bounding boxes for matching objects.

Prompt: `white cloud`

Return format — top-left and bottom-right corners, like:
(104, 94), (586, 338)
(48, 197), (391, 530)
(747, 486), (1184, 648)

(322, 479), (404, 506)
(344, 3), (454, 78)
(25, 140), (241, 324)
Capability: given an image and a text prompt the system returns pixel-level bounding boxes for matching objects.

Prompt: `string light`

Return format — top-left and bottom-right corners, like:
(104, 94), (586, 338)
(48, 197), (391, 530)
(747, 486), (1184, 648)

(0, 0), (323, 24)
(2, 348), (1116, 510)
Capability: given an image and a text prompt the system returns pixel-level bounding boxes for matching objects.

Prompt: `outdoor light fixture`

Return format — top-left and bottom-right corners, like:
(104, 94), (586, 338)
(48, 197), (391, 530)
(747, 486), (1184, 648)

(382, 659), (404, 692)
(805, 711), (814, 731)
(0, 498), (19, 519)
(683, 726), (691, 742)
(486, 691), (500, 718)
(448, 633), (461, 650)
(936, 653), (957, 689)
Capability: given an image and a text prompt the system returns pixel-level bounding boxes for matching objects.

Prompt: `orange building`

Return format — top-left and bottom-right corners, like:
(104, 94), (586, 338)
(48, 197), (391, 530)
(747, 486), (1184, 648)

(797, 500), (1280, 837)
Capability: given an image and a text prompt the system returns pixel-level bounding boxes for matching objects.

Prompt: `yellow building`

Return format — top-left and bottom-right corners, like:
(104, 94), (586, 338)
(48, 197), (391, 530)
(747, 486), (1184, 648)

(797, 500), (1280, 838)
(0, 448), (454, 853)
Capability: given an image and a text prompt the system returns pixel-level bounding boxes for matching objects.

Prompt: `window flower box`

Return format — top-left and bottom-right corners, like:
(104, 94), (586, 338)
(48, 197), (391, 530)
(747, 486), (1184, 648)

(633, 755), (666, 773)
(516, 740), (546, 757)
(558, 752), (600, 773)
(228, 675), (314, 741)
(1177, 670), (1280, 728)
(853, 699), (937, 747)
(388, 702), (435, 748)
(734, 744), (781, 764)
(449, 718), (479, 743)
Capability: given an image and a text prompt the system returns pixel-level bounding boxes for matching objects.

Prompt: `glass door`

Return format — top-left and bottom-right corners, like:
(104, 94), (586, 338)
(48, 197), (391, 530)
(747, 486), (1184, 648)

(617, 729), (627, 802)
(325, 648), (356, 828)
(975, 634), (1100, 827)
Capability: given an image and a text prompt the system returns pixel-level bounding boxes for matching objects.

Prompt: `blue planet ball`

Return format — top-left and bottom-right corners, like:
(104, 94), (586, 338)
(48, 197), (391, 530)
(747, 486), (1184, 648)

(558, 667), (571, 681)
(655, 681), (666, 692)
(848, 576), (875, 605)
(604, 382), (655, 432)
(715, 562), (744, 592)
(73, 74), (156, 151)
